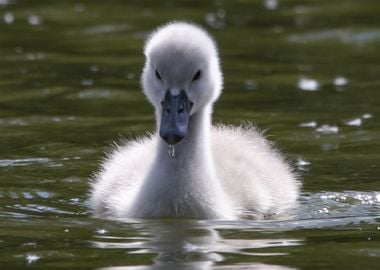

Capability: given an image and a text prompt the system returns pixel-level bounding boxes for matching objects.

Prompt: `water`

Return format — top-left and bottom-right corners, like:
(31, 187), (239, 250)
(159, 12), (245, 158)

(169, 145), (176, 159)
(0, 0), (379, 269)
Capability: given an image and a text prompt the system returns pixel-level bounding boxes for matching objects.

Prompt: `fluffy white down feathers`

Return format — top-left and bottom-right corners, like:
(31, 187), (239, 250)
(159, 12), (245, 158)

(90, 22), (300, 219)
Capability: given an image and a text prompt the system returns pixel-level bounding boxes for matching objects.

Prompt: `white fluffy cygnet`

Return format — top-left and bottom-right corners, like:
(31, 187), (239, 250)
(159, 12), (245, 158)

(90, 22), (300, 220)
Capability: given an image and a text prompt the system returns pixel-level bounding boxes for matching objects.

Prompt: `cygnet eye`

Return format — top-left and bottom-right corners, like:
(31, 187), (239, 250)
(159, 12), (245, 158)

(192, 70), (201, 81)
(155, 70), (162, 80)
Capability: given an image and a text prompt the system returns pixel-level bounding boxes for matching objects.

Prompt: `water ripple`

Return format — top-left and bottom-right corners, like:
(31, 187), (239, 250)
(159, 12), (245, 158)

(0, 158), (62, 167)
(299, 191), (380, 220)
(83, 24), (131, 35)
(288, 29), (380, 44)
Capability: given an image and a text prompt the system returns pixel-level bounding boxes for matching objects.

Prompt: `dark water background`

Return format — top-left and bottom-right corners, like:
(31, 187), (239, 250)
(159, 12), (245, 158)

(0, 0), (379, 269)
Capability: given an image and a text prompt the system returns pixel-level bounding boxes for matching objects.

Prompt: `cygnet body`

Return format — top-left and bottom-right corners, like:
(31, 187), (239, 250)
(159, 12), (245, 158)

(90, 22), (300, 219)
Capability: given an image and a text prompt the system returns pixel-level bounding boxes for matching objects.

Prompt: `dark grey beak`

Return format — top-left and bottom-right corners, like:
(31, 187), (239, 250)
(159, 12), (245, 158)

(159, 90), (193, 145)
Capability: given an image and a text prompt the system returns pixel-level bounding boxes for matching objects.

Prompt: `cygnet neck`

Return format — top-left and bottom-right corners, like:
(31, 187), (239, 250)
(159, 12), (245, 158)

(128, 104), (234, 218)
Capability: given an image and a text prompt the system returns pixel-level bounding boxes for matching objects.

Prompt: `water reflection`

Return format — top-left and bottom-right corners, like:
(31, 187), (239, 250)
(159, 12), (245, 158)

(27, 15), (42, 26)
(204, 9), (226, 29)
(288, 29), (380, 44)
(3, 12), (14, 24)
(315, 124), (339, 135)
(333, 76), (348, 87)
(94, 220), (300, 270)
(263, 0), (278, 11)
(298, 191), (380, 220)
(297, 77), (319, 91)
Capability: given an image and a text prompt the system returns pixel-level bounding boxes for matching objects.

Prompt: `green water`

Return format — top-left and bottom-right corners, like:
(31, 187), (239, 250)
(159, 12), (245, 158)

(0, 0), (379, 269)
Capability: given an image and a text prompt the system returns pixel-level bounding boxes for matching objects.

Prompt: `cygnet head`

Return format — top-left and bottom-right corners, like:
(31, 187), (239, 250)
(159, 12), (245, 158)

(141, 22), (223, 145)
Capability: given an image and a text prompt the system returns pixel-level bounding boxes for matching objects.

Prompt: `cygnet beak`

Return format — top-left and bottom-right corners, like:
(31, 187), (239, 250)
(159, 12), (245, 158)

(159, 90), (193, 145)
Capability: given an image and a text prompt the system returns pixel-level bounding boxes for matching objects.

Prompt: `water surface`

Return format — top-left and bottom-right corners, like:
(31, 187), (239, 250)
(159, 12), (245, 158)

(0, 0), (379, 269)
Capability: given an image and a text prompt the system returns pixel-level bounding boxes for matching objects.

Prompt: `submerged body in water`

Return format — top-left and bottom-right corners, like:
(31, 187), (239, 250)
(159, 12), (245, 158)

(90, 22), (300, 219)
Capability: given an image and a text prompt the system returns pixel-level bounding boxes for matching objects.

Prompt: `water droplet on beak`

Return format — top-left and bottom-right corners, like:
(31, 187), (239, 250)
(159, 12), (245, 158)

(168, 145), (175, 158)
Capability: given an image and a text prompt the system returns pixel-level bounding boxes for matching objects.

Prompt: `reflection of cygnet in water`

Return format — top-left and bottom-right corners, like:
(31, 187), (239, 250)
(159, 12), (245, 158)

(97, 221), (298, 270)
(90, 21), (300, 220)
(144, 222), (298, 270)
(144, 221), (222, 270)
